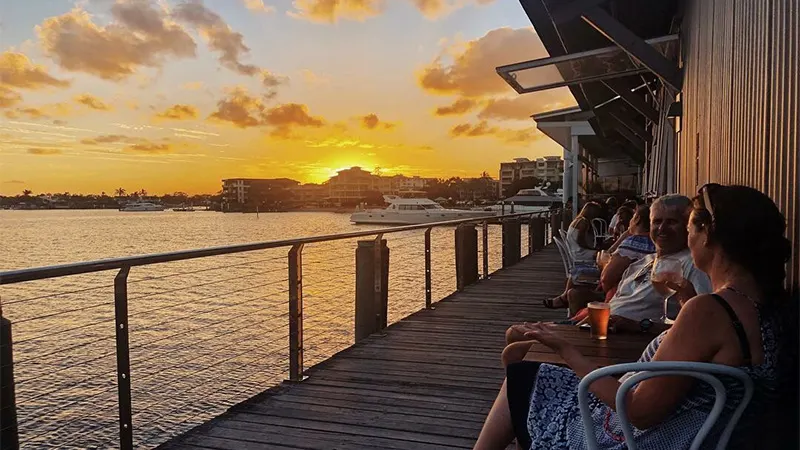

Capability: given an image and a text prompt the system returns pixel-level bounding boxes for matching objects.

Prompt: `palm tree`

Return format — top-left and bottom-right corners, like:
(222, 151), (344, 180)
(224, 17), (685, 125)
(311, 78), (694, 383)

(139, 189), (148, 197)
(22, 189), (32, 197)
(114, 188), (127, 197)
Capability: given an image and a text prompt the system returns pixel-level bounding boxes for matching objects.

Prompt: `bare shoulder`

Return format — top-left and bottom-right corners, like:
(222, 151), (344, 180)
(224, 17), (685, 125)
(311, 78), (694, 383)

(673, 294), (728, 328)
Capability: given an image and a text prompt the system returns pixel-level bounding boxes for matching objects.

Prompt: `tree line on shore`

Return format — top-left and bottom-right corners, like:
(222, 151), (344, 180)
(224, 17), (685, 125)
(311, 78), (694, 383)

(0, 189), (221, 210)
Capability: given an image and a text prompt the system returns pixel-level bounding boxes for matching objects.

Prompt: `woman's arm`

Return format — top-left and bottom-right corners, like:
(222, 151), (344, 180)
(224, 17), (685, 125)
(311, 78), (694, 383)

(526, 297), (723, 430)
(607, 230), (630, 253)
(600, 254), (633, 292)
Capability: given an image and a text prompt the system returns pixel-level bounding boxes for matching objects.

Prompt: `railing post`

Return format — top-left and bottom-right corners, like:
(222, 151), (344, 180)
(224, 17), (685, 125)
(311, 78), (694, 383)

(530, 216), (546, 252)
(550, 210), (561, 241)
(114, 267), (133, 450)
(287, 244), (305, 382)
(0, 312), (19, 450)
(502, 219), (521, 268)
(527, 216), (534, 255)
(355, 238), (389, 342)
(424, 228), (432, 309)
(455, 224), (479, 291)
(481, 221), (489, 279)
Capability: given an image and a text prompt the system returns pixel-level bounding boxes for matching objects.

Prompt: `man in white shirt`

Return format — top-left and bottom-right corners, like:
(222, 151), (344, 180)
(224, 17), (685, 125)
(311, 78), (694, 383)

(606, 194), (711, 332)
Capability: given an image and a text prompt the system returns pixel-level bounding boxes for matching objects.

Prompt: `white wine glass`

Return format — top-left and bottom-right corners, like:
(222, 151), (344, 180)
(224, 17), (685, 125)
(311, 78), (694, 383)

(650, 256), (683, 324)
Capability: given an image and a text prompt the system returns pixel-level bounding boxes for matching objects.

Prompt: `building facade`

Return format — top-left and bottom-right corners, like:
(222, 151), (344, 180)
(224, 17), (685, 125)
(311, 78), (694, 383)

(499, 157), (564, 196)
(326, 167), (378, 205)
(221, 178), (299, 210)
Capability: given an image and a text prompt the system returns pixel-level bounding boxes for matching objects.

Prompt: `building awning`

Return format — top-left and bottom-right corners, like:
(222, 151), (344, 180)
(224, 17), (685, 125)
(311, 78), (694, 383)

(498, 34), (678, 95)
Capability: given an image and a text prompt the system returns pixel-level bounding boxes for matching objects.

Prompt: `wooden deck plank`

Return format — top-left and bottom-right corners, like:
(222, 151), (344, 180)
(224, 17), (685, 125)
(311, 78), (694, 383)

(157, 247), (566, 450)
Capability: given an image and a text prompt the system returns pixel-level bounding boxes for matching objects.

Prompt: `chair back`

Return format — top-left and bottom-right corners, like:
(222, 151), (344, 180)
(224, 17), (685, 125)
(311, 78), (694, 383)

(578, 361), (754, 450)
(552, 236), (572, 278)
(558, 228), (568, 242)
(592, 218), (609, 239)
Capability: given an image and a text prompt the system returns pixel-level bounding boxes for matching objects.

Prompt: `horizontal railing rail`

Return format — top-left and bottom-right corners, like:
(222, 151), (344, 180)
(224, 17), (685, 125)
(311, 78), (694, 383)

(0, 209), (561, 450)
(0, 211), (548, 285)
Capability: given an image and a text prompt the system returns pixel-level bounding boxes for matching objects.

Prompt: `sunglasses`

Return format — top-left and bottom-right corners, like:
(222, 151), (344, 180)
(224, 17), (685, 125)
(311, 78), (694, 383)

(698, 183), (722, 225)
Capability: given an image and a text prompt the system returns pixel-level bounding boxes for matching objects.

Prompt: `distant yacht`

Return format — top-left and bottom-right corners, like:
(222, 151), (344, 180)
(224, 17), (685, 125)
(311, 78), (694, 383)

(173, 205), (196, 212)
(475, 188), (561, 214)
(350, 195), (495, 225)
(119, 201), (165, 212)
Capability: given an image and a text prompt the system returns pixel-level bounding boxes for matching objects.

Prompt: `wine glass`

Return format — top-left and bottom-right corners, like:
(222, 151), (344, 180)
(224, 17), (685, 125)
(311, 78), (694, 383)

(650, 256), (683, 324)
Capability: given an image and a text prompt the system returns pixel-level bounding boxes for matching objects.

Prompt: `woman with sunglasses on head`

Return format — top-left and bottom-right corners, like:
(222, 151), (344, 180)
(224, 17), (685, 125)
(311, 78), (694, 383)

(475, 184), (790, 450)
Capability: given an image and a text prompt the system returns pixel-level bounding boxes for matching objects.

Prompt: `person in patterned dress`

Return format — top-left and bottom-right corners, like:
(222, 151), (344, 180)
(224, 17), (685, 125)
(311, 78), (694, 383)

(475, 185), (790, 450)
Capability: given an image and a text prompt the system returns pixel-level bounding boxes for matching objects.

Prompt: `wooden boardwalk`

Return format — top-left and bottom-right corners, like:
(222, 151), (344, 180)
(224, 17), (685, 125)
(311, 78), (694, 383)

(159, 247), (565, 450)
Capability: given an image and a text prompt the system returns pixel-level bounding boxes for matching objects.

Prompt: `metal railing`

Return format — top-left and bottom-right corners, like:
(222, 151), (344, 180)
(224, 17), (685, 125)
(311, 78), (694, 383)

(0, 210), (557, 449)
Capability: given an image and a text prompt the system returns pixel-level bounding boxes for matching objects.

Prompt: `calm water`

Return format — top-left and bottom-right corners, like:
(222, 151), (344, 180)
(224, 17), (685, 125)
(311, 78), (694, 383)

(0, 210), (523, 449)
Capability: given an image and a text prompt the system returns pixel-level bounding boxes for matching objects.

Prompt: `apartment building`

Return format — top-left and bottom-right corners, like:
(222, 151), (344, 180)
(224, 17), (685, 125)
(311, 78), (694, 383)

(498, 156), (564, 195)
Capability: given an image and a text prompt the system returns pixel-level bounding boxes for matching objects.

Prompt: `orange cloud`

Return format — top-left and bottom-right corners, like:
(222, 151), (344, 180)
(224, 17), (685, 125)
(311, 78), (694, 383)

(288, 0), (384, 23)
(155, 104), (199, 120)
(264, 103), (325, 138)
(478, 93), (574, 121)
(360, 113), (396, 130)
(434, 98), (477, 116)
(450, 120), (540, 143)
(81, 135), (131, 145)
(244, 0), (275, 13)
(0, 51), (70, 90)
(36, 4), (196, 80)
(28, 148), (63, 155)
(418, 27), (546, 97)
(75, 94), (112, 111)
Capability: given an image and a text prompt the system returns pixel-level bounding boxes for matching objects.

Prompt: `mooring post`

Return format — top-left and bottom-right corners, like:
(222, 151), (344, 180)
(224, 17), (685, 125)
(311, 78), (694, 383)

(355, 239), (389, 342)
(455, 224), (479, 291)
(0, 314), (19, 450)
(502, 219), (521, 268)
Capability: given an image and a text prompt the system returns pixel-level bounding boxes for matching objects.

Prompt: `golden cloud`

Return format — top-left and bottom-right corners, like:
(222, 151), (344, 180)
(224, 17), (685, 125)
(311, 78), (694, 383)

(411, 0), (495, 19)
(81, 135), (135, 145)
(360, 113), (396, 130)
(36, 4), (196, 80)
(181, 81), (205, 90)
(0, 86), (22, 109)
(173, 0), (259, 76)
(155, 104), (199, 120)
(264, 103), (325, 138)
(418, 27), (546, 97)
(209, 87), (266, 128)
(478, 93), (574, 121)
(126, 143), (172, 154)
(0, 52), (70, 90)
(75, 94), (112, 111)
(288, 0), (385, 23)
(244, 0), (275, 13)
(434, 98), (477, 116)
(4, 103), (72, 120)
(300, 69), (330, 86)
(28, 147), (63, 155)
(450, 120), (540, 143)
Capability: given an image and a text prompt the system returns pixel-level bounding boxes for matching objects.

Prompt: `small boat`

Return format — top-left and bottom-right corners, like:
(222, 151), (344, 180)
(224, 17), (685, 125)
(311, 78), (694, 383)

(474, 188), (561, 214)
(350, 196), (495, 225)
(173, 205), (196, 212)
(119, 201), (165, 212)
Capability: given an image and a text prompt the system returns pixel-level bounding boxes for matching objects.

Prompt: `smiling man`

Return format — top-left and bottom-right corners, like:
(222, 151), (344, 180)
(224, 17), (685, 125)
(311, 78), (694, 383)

(603, 194), (713, 331)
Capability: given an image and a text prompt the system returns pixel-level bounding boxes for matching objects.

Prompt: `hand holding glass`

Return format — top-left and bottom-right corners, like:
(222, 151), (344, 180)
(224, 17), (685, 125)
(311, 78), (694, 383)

(650, 257), (683, 324)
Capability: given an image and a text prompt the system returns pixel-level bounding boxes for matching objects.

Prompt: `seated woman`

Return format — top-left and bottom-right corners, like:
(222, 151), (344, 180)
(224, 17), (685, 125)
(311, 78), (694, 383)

(476, 184), (789, 450)
(545, 202), (603, 309)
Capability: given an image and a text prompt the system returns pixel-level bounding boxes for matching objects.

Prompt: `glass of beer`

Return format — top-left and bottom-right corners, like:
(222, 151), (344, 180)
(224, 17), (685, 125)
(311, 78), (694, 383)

(587, 302), (611, 340)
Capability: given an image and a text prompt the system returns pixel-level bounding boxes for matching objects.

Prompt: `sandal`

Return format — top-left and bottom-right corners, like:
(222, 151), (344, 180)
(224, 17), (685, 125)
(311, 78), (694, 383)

(543, 295), (568, 309)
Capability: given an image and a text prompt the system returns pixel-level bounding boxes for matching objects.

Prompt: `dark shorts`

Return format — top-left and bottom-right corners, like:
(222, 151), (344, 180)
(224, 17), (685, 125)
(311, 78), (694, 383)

(507, 361), (541, 450)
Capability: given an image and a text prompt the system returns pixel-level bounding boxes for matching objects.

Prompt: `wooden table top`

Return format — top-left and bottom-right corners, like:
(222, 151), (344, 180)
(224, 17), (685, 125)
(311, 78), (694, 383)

(524, 324), (655, 367)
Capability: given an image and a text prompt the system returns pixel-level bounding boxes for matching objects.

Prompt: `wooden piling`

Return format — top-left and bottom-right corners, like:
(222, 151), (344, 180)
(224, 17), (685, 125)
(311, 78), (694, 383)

(354, 240), (389, 342)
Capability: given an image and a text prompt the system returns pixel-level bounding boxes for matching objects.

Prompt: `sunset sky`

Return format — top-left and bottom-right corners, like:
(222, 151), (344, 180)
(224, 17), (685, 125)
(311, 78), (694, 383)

(0, 0), (574, 195)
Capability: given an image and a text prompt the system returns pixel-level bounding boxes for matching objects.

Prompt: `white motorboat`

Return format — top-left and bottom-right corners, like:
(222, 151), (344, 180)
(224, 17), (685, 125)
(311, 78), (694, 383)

(350, 196), (495, 225)
(173, 205), (196, 212)
(119, 201), (166, 212)
(475, 188), (561, 214)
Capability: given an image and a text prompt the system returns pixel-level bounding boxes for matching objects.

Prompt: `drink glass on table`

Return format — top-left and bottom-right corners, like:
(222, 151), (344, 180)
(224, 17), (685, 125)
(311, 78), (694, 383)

(587, 302), (611, 340)
(650, 256), (683, 324)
